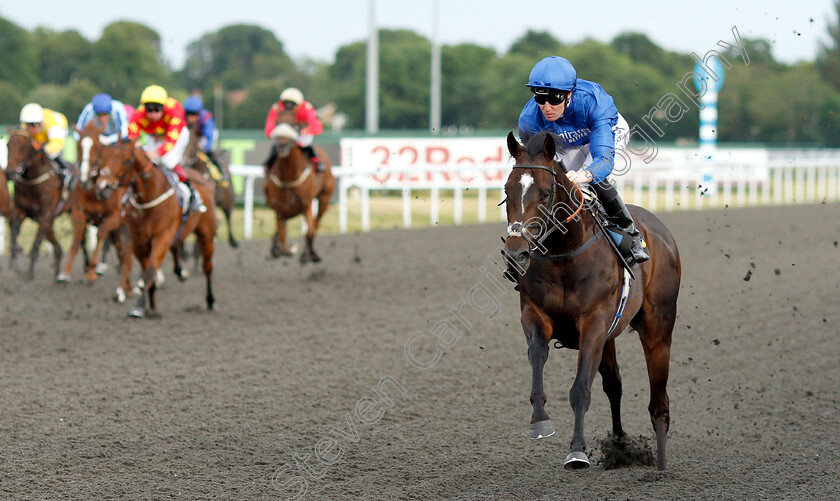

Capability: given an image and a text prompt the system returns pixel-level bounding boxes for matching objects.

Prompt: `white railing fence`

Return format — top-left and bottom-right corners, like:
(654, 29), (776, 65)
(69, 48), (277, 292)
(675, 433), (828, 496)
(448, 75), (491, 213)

(3, 154), (840, 254)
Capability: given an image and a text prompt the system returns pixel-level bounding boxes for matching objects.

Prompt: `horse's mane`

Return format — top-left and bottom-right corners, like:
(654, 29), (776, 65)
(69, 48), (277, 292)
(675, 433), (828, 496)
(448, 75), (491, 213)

(524, 131), (566, 159)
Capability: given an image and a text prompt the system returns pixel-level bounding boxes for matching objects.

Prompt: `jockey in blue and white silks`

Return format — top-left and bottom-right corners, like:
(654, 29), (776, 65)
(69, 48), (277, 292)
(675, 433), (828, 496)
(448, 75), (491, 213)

(517, 56), (649, 265)
(74, 93), (130, 145)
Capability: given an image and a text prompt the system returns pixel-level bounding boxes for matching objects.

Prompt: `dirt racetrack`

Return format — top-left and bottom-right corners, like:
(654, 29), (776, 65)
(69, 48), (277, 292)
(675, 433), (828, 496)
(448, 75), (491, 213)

(1, 203), (839, 500)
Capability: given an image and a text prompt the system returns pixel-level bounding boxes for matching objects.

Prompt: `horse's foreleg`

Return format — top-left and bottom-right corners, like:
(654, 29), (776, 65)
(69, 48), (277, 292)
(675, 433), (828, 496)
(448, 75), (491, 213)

(115, 233), (134, 303)
(522, 303), (555, 440)
(271, 214), (291, 258)
(566, 316), (608, 470)
(301, 205), (320, 264)
(58, 209), (87, 282)
(87, 214), (120, 283)
(8, 210), (23, 272)
(598, 339), (626, 439)
(637, 310), (675, 471)
(40, 217), (63, 282)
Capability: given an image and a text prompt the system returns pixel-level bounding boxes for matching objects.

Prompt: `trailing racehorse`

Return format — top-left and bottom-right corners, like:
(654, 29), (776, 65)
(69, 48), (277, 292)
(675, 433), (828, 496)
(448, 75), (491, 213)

(57, 122), (133, 300)
(183, 120), (238, 249)
(96, 140), (216, 318)
(264, 108), (334, 263)
(5, 128), (67, 282)
(501, 131), (681, 470)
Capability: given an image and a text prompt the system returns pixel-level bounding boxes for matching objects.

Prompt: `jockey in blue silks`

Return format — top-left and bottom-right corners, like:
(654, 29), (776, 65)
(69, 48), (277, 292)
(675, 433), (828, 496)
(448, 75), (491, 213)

(518, 56), (650, 265)
(74, 93), (130, 145)
(183, 95), (225, 182)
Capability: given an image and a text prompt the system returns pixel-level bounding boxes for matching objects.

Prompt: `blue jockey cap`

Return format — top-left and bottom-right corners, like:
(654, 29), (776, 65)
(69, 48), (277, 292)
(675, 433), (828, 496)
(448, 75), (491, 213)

(183, 96), (204, 114)
(92, 93), (113, 114)
(527, 56), (577, 91)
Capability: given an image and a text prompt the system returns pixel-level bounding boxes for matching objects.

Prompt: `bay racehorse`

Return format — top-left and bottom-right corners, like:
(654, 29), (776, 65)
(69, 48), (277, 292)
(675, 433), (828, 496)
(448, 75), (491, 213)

(183, 121), (238, 249)
(264, 109), (334, 263)
(501, 131), (681, 470)
(5, 128), (67, 281)
(57, 123), (133, 300)
(96, 140), (216, 318)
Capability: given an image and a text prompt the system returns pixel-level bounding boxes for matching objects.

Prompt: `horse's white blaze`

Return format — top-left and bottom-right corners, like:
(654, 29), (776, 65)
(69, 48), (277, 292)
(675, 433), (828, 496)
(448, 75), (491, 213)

(519, 173), (534, 214)
(80, 136), (93, 182)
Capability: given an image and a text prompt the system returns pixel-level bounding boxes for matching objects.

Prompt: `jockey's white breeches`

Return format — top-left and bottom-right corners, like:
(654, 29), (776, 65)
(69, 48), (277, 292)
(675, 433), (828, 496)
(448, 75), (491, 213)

(142, 128), (191, 170)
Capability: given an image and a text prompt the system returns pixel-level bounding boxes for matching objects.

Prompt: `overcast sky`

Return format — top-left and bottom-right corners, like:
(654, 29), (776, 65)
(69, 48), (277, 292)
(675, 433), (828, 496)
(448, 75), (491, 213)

(1, 0), (836, 68)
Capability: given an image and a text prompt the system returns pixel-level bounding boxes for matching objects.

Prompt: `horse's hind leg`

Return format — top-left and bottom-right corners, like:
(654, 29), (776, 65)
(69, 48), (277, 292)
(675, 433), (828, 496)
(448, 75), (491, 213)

(636, 308), (675, 471)
(598, 338), (626, 440)
(196, 230), (215, 310)
(521, 302), (555, 441)
(221, 185), (238, 248)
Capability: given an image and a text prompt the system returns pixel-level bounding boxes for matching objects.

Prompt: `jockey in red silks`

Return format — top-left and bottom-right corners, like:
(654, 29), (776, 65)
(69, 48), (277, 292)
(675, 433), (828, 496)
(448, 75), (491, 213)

(263, 87), (325, 172)
(128, 85), (205, 213)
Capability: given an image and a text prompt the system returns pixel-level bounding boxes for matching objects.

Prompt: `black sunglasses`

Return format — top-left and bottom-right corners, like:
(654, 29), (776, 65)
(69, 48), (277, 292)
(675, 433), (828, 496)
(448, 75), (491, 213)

(145, 104), (164, 112)
(533, 90), (568, 106)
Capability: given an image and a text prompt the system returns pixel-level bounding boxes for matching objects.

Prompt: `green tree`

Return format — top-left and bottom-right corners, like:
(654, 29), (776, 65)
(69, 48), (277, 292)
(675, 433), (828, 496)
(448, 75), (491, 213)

(508, 30), (563, 58)
(0, 81), (25, 123)
(179, 24), (298, 92)
(89, 21), (171, 104)
(440, 43), (497, 128)
(818, 1), (840, 91)
(33, 28), (93, 85)
(611, 32), (689, 80)
(0, 17), (39, 93)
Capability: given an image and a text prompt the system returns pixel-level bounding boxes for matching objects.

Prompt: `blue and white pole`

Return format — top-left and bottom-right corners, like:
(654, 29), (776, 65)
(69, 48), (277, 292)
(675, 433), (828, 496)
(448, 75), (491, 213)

(693, 57), (726, 161)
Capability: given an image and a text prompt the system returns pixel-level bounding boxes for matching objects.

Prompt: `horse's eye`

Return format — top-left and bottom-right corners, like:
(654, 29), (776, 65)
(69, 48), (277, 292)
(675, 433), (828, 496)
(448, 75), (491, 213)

(541, 191), (551, 201)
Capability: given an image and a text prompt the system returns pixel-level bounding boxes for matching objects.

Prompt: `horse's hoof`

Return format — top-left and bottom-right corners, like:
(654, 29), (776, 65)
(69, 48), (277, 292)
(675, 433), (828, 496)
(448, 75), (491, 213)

(564, 451), (590, 470)
(95, 262), (109, 275)
(177, 269), (189, 282)
(311, 253), (322, 263)
(128, 307), (145, 318)
(114, 288), (126, 303)
(529, 420), (555, 440)
(270, 246), (282, 258)
(55, 273), (70, 283)
(229, 239), (240, 249)
(155, 269), (165, 287)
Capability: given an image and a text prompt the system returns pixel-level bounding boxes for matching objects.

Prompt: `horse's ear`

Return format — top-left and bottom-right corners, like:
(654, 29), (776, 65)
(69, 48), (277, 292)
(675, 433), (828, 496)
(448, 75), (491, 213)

(506, 131), (521, 158)
(542, 134), (556, 163)
(72, 124), (80, 134)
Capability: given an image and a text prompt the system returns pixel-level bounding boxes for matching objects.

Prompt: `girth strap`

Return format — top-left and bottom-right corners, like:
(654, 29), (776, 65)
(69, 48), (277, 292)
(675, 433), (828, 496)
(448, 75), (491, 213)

(530, 229), (603, 261)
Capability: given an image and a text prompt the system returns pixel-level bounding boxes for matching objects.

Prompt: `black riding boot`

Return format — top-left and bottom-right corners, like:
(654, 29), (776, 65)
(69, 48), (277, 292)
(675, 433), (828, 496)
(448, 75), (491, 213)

(300, 145), (323, 171)
(52, 156), (72, 197)
(593, 181), (650, 265)
(184, 179), (207, 213)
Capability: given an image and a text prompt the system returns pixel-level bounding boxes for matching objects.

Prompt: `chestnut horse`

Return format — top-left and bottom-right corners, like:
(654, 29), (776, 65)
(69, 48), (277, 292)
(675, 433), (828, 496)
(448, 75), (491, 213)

(182, 121), (238, 249)
(0, 159), (11, 220)
(96, 140), (216, 318)
(501, 132), (681, 470)
(264, 109), (334, 263)
(5, 128), (66, 281)
(57, 123), (133, 300)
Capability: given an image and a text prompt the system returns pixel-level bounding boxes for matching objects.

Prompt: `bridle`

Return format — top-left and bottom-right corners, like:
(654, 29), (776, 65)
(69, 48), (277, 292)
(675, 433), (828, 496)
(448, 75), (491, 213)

(507, 163), (585, 248)
(8, 131), (54, 186)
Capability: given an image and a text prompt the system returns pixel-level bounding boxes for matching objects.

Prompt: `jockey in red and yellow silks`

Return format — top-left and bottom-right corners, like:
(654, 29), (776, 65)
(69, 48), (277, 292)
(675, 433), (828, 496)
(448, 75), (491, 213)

(262, 87), (325, 172)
